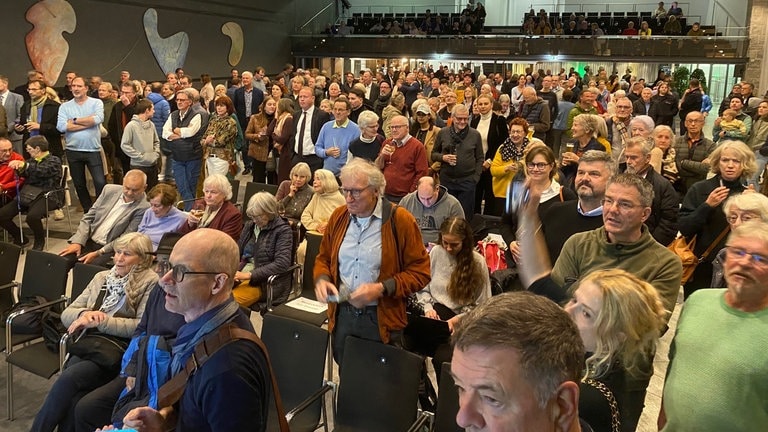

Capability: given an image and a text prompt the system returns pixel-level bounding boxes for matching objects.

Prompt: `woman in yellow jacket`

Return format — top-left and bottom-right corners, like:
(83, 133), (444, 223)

(490, 118), (539, 215)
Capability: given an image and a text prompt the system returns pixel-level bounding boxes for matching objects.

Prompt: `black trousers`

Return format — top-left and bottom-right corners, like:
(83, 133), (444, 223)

(0, 196), (49, 243)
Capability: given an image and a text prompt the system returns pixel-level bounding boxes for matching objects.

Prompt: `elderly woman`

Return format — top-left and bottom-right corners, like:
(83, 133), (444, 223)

(561, 113), (606, 187)
(137, 183), (188, 250)
(201, 96), (238, 177)
(31, 232), (157, 432)
(348, 110), (384, 162)
(630, 115), (655, 138)
(178, 174), (242, 241)
(298, 169), (345, 263)
(650, 125), (679, 184)
(678, 140), (757, 298)
(0, 135), (62, 250)
(209, 84), (227, 112)
(710, 192), (768, 287)
(491, 118), (535, 215)
(233, 192), (294, 308)
(245, 96), (277, 183)
(275, 162), (313, 222)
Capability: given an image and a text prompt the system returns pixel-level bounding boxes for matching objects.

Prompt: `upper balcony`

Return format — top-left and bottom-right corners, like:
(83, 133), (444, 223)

(290, 33), (748, 64)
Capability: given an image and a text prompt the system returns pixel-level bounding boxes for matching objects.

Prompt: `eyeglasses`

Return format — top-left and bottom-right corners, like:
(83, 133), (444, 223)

(341, 187), (370, 199)
(685, 119), (704, 124)
(724, 246), (768, 266)
(0, 148), (13, 154)
(155, 260), (223, 282)
(176, 98), (189, 103)
(453, 116), (469, 122)
(601, 197), (642, 211)
(389, 124), (408, 130)
(526, 162), (551, 170)
(727, 213), (758, 224)
(616, 105), (632, 110)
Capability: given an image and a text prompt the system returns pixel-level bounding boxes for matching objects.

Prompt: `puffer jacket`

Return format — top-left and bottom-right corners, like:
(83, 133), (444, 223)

(237, 217), (294, 305)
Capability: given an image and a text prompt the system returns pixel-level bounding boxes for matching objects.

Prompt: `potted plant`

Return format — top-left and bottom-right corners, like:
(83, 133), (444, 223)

(672, 66), (690, 97)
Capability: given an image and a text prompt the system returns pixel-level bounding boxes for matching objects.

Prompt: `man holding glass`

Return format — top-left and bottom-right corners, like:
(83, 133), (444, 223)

(375, 114), (429, 203)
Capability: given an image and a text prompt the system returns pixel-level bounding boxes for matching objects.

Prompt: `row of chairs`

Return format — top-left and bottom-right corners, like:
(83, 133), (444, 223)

(1, 241), (103, 420)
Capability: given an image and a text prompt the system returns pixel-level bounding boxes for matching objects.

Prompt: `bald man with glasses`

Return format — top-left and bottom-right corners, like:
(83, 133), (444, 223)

(375, 115), (429, 203)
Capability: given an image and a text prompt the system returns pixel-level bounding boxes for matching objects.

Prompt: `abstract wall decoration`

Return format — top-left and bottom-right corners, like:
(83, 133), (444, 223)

(143, 8), (189, 74)
(221, 21), (243, 67)
(25, 0), (76, 86)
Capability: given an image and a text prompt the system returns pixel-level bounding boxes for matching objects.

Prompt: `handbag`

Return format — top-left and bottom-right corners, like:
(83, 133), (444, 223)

(18, 184), (45, 207)
(68, 331), (129, 373)
(668, 226), (730, 285)
(228, 159), (239, 176)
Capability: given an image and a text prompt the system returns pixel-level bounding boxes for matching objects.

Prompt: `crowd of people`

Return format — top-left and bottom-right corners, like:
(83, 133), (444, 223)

(1, 58), (767, 431)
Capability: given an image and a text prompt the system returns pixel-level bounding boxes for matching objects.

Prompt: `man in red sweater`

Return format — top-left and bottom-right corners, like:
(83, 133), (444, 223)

(0, 137), (24, 203)
(375, 114), (429, 203)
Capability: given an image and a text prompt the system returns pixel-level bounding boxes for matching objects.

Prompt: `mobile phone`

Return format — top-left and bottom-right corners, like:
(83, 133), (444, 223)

(506, 179), (530, 215)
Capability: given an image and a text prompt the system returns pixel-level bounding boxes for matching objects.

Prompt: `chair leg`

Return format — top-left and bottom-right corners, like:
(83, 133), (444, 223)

(7, 362), (14, 420)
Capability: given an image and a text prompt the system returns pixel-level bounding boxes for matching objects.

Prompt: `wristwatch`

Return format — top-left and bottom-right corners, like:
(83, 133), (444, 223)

(73, 118), (78, 125)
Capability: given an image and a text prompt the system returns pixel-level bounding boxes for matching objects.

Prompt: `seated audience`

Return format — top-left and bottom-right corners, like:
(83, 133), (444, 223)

(679, 141), (758, 297)
(399, 176), (465, 245)
(0, 136), (62, 250)
(413, 217), (490, 378)
(32, 233), (157, 432)
(710, 192), (768, 287)
(275, 162), (313, 223)
(137, 183), (187, 251)
(178, 173), (242, 241)
(0, 137), (24, 204)
(659, 222), (768, 432)
(60, 169), (149, 267)
(233, 192), (294, 308)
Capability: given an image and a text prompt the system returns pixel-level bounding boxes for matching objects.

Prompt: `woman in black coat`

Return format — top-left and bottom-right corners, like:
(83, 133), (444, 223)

(470, 94), (509, 215)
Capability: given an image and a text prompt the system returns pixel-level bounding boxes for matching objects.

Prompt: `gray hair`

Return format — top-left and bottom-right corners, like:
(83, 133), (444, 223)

(314, 169), (340, 194)
(246, 191), (279, 221)
(573, 114), (599, 138)
(579, 150), (617, 176)
(652, 125), (674, 139)
(624, 136), (654, 156)
(340, 157), (386, 195)
(113, 232), (154, 270)
(723, 193), (768, 222)
(630, 115), (655, 134)
(356, 110), (380, 129)
(181, 87), (200, 103)
(203, 174), (233, 200)
(607, 173), (654, 207)
(290, 162), (311, 179)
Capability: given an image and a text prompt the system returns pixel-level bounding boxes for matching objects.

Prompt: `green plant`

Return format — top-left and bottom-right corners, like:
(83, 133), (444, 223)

(672, 66), (690, 97)
(690, 68), (708, 94)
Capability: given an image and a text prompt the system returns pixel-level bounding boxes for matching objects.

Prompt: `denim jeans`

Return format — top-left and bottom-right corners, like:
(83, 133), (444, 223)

(172, 158), (202, 210)
(66, 150), (106, 213)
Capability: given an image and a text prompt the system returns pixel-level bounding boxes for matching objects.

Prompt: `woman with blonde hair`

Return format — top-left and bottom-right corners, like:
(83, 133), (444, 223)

(297, 168), (345, 263)
(245, 96), (277, 183)
(650, 124), (678, 184)
(269, 97), (296, 183)
(569, 269), (666, 432)
(382, 93), (406, 138)
(275, 162), (313, 223)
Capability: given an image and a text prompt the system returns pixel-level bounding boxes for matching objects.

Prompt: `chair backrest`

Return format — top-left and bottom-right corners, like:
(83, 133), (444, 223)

(302, 232), (324, 300)
(156, 232), (184, 257)
(336, 337), (423, 432)
(19, 250), (69, 301)
(229, 178), (240, 203)
(241, 182), (278, 219)
(434, 362), (462, 432)
(0, 241), (22, 313)
(261, 314), (329, 428)
(71, 263), (106, 301)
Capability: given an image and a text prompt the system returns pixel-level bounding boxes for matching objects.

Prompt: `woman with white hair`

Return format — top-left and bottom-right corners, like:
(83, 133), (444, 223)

(348, 110), (384, 162)
(561, 113), (607, 187)
(629, 115), (655, 138)
(234, 192), (294, 308)
(178, 173), (243, 241)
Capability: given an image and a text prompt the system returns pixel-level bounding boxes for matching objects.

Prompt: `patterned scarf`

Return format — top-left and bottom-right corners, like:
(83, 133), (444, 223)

(100, 266), (132, 315)
(499, 137), (528, 162)
(30, 96), (47, 123)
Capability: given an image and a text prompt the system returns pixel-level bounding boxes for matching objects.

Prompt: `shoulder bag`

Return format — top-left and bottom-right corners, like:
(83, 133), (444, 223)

(668, 226), (730, 285)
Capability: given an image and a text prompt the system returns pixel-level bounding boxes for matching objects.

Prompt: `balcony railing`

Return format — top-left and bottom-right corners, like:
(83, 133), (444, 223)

(290, 34), (748, 63)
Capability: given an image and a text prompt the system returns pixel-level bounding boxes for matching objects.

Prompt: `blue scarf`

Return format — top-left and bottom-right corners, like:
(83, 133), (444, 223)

(170, 300), (240, 375)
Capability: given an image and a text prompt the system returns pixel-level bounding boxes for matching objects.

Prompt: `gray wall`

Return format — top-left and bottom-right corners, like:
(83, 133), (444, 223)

(1, 0), (297, 88)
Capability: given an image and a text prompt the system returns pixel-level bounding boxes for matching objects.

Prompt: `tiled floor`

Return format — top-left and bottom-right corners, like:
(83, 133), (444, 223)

(0, 174), (683, 431)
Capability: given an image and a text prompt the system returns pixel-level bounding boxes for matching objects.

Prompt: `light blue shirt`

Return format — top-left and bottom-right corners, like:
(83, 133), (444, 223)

(338, 198), (383, 305)
(137, 206), (188, 250)
(56, 97), (104, 152)
(315, 119), (360, 176)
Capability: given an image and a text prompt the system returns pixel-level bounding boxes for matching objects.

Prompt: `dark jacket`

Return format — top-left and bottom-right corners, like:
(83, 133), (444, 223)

(292, 108), (332, 157)
(432, 126), (484, 184)
(641, 168), (679, 246)
(108, 98), (139, 166)
(237, 217), (294, 305)
(651, 93), (679, 127)
(672, 134), (715, 192)
(470, 113), (509, 160)
(18, 98), (62, 155)
(233, 86), (265, 131)
(20, 152), (62, 208)
(632, 98), (659, 119)
(680, 88), (704, 119)
(518, 98), (551, 140)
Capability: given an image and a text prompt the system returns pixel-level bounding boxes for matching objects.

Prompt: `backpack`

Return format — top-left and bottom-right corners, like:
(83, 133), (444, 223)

(111, 334), (173, 428)
(0, 296), (47, 334)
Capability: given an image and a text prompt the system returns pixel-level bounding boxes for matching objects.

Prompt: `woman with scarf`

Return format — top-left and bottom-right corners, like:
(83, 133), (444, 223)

(31, 232), (157, 432)
(245, 96), (276, 183)
(490, 118), (535, 215)
(650, 125), (680, 186)
(269, 98), (295, 184)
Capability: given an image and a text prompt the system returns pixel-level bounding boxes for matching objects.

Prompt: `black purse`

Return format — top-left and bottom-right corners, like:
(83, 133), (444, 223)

(18, 184), (44, 207)
(66, 286), (129, 373)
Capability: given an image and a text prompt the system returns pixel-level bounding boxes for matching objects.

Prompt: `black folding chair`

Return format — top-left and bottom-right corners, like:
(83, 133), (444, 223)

(261, 314), (334, 432)
(5, 250), (70, 420)
(241, 182), (278, 219)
